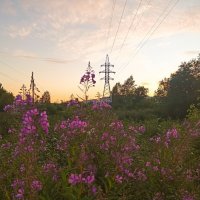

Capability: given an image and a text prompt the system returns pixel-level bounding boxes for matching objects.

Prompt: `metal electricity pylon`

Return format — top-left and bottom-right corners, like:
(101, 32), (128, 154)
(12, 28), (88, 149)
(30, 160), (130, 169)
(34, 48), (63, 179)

(29, 72), (40, 103)
(99, 55), (115, 98)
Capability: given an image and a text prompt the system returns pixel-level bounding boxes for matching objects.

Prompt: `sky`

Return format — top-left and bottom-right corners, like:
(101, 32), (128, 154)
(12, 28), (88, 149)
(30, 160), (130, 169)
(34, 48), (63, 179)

(0, 0), (199, 102)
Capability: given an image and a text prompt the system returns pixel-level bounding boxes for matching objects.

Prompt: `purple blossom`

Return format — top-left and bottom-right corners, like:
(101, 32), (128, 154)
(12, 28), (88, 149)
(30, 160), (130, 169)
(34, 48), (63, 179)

(115, 175), (123, 184)
(31, 180), (43, 191)
(146, 162), (151, 167)
(91, 186), (97, 194)
(11, 179), (24, 189)
(15, 188), (24, 199)
(39, 111), (49, 134)
(68, 173), (82, 185)
(92, 101), (112, 110)
(3, 104), (14, 112)
(69, 116), (87, 130)
(82, 175), (95, 184)
(138, 125), (146, 133)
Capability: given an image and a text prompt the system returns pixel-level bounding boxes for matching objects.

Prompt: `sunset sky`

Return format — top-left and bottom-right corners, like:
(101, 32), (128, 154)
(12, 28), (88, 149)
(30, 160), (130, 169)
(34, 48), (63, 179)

(0, 0), (199, 102)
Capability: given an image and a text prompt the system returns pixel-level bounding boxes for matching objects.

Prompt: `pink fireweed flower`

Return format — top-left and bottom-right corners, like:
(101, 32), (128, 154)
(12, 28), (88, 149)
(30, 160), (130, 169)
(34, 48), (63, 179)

(1, 142), (12, 149)
(164, 128), (179, 148)
(3, 104), (14, 112)
(69, 116), (87, 130)
(4, 95), (33, 112)
(60, 121), (68, 129)
(92, 101), (111, 110)
(153, 166), (159, 171)
(31, 180), (43, 191)
(138, 125), (145, 133)
(39, 111), (49, 134)
(82, 175), (95, 184)
(11, 179), (24, 189)
(15, 188), (24, 199)
(135, 170), (147, 181)
(146, 162), (151, 167)
(150, 135), (161, 143)
(68, 173), (82, 185)
(67, 99), (79, 107)
(101, 132), (109, 140)
(182, 194), (195, 200)
(115, 175), (123, 184)
(91, 186), (97, 194)
(110, 121), (124, 130)
(153, 192), (164, 200)
(20, 164), (25, 173)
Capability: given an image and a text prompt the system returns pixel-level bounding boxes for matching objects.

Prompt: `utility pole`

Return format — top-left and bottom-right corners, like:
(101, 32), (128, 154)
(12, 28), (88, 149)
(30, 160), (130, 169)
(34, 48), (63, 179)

(19, 84), (27, 100)
(29, 72), (40, 103)
(99, 55), (115, 99)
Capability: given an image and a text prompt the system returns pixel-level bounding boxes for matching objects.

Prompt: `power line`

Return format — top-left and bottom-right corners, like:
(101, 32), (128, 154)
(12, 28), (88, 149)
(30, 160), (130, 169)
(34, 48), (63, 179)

(0, 60), (25, 76)
(0, 60), (45, 93)
(116, 0), (143, 57)
(105, 0), (117, 52)
(116, 0), (174, 73)
(117, 0), (180, 78)
(0, 71), (21, 83)
(110, 0), (128, 55)
(0, 51), (75, 64)
(115, 0), (152, 62)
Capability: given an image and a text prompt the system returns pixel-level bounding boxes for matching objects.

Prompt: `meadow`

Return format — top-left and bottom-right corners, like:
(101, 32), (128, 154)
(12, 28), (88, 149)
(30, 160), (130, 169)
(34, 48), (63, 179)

(0, 95), (200, 200)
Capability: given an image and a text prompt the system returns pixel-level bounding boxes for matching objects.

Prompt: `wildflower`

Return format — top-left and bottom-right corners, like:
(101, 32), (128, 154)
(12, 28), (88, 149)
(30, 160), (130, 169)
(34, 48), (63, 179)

(3, 104), (14, 112)
(115, 175), (123, 184)
(82, 175), (95, 184)
(138, 125), (145, 133)
(68, 173), (82, 185)
(153, 166), (159, 171)
(91, 186), (97, 194)
(11, 179), (24, 188)
(15, 188), (24, 199)
(39, 111), (49, 134)
(145, 162), (151, 167)
(92, 101), (112, 110)
(31, 180), (43, 191)
(69, 116), (87, 130)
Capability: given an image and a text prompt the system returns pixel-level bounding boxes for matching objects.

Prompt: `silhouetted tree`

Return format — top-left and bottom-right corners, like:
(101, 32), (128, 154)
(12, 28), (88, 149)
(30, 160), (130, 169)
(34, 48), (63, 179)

(120, 75), (136, 96)
(135, 86), (149, 98)
(166, 57), (200, 118)
(0, 83), (14, 111)
(40, 91), (51, 103)
(155, 78), (170, 97)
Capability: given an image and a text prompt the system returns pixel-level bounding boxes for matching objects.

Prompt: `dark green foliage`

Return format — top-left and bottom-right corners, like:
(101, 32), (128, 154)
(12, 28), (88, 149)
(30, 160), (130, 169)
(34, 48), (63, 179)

(112, 55), (200, 120)
(0, 83), (14, 112)
(166, 58), (200, 118)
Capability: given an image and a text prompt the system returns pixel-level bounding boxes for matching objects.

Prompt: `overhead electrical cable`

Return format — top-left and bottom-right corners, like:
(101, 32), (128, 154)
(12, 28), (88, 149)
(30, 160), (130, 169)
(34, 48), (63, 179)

(105, 0), (117, 51)
(117, 0), (143, 56)
(116, 0), (180, 78)
(110, 0), (128, 55)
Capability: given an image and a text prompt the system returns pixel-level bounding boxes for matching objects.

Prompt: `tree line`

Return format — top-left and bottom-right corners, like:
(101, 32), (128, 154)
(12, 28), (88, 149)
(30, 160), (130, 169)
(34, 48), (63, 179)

(112, 54), (200, 119)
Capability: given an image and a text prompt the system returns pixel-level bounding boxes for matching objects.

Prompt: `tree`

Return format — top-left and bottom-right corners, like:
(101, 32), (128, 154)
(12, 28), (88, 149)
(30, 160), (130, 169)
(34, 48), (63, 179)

(154, 78), (170, 97)
(40, 91), (51, 103)
(112, 82), (122, 96)
(0, 83), (14, 111)
(166, 56), (200, 118)
(135, 86), (149, 98)
(120, 75), (136, 96)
